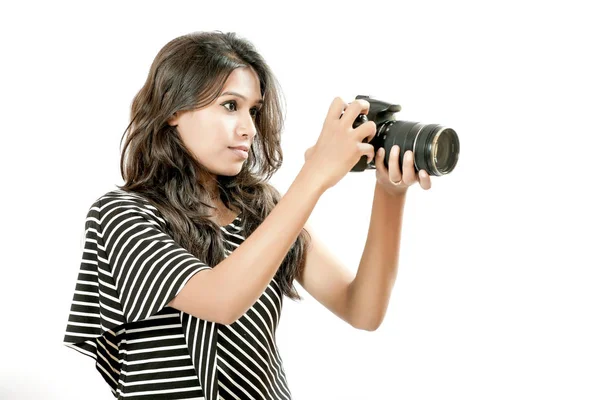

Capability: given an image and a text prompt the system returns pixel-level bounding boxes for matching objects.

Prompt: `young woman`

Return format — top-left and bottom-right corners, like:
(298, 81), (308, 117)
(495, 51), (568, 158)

(63, 31), (431, 400)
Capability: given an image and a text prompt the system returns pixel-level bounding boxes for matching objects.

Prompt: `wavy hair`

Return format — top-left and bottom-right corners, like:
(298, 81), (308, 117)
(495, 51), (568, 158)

(118, 31), (310, 300)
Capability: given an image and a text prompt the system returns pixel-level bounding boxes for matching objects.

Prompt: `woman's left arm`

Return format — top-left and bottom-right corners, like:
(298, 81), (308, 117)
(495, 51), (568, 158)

(346, 183), (406, 330)
(347, 146), (432, 330)
(296, 145), (431, 331)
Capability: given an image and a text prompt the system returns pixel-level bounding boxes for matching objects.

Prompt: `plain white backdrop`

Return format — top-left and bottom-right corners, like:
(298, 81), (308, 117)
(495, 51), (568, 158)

(1, 0), (598, 399)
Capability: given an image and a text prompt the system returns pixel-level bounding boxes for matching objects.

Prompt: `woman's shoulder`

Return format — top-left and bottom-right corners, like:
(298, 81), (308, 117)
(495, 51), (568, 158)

(86, 188), (167, 228)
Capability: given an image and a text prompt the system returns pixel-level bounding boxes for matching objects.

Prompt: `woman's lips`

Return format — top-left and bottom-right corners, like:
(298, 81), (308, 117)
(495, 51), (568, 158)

(229, 147), (248, 159)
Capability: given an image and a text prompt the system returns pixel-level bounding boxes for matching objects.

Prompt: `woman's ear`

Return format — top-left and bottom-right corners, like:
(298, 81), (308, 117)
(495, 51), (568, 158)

(167, 112), (179, 127)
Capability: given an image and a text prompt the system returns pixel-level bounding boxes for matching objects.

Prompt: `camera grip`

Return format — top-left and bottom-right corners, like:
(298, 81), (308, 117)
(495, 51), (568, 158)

(350, 114), (370, 172)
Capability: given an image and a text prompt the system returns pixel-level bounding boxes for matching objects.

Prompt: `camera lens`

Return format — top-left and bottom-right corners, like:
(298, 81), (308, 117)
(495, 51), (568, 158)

(431, 126), (459, 174)
(384, 121), (460, 176)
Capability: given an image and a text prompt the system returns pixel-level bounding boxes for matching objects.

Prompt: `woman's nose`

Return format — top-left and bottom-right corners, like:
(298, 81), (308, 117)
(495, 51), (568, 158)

(237, 115), (257, 138)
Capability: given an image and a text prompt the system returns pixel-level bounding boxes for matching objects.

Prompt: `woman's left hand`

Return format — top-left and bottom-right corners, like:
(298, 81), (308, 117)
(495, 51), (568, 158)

(373, 145), (432, 195)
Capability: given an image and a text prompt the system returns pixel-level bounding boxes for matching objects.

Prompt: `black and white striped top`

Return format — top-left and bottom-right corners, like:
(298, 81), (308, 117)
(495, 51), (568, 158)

(64, 189), (293, 400)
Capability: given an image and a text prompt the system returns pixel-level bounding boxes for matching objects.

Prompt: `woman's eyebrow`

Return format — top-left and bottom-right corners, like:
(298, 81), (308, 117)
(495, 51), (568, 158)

(220, 91), (264, 105)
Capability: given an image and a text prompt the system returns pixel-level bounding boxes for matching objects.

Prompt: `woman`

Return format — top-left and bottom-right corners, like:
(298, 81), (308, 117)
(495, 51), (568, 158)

(63, 30), (431, 400)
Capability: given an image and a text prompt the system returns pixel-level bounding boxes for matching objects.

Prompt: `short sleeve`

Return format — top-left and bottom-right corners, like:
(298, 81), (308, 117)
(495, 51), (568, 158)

(64, 191), (212, 349)
(64, 203), (107, 353)
(101, 194), (212, 324)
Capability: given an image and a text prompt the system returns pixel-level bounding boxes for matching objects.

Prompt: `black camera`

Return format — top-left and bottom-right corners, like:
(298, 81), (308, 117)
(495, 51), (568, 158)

(351, 95), (460, 176)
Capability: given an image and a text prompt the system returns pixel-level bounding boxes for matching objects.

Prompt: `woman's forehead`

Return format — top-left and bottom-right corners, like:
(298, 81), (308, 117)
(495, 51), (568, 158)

(220, 68), (262, 101)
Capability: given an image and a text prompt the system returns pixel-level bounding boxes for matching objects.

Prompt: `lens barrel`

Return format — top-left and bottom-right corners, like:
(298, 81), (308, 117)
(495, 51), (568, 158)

(382, 121), (460, 176)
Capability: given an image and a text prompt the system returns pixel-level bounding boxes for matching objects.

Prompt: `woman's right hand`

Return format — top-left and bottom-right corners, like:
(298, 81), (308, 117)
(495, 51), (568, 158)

(303, 97), (376, 191)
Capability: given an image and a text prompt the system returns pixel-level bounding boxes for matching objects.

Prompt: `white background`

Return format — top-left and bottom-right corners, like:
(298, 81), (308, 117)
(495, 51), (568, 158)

(1, 0), (598, 399)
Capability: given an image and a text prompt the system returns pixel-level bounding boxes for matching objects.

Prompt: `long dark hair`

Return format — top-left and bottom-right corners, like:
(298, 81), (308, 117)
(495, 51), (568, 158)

(118, 31), (310, 300)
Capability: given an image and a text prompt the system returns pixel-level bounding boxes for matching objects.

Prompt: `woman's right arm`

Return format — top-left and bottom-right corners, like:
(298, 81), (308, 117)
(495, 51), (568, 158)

(168, 165), (325, 324)
(168, 98), (376, 324)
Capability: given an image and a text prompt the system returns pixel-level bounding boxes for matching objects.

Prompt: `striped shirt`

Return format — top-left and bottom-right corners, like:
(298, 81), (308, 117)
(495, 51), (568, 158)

(64, 189), (293, 399)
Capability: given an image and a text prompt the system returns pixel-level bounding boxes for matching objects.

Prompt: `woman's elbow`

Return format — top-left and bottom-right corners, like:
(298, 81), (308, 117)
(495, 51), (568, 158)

(350, 314), (384, 332)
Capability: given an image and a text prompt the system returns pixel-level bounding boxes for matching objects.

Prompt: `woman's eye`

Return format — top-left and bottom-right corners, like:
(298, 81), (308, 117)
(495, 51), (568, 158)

(223, 101), (259, 118)
(223, 101), (237, 112)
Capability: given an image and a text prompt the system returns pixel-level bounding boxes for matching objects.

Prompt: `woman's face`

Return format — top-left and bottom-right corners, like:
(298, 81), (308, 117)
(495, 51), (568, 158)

(169, 67), (262, 176)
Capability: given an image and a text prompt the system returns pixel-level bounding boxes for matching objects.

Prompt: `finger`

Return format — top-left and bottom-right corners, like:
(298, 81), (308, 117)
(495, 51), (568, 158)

(340, 99), (370, 126)
(375, 146), (386, 172)
(326, 97), (347, 122)
(388, 145), (402, 184)
(358, 142), (375, 164)
(402, 150), (417, 184)
(355, 120), (376, 143)
(418, 170), (432, 190)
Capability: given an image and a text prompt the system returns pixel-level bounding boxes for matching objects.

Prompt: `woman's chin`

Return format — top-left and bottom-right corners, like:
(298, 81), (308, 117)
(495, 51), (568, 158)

(217, 165), (244, 176)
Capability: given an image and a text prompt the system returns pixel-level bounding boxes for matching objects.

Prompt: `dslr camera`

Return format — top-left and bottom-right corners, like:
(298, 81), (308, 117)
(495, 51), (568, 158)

(351, 95), (460, 176)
